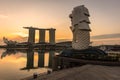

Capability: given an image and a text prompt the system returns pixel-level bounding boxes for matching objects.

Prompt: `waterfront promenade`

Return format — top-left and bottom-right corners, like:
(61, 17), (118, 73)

(22, 64), (120, 80)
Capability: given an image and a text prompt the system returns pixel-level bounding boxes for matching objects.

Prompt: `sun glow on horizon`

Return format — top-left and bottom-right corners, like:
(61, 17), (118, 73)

(0, 0), (120, 45)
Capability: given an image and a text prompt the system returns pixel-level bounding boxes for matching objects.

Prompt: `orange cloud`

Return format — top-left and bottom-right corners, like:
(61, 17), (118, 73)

(0, 14), (8, 18)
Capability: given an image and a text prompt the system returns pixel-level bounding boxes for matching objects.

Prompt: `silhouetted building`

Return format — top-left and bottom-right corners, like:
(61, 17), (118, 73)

(24, 27), (56, 44)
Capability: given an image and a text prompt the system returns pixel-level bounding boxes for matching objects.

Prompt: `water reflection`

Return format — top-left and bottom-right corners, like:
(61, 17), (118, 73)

(21, 49), (35, 70)
(38, 50), (45, 67)
(49, 51), (55, 68)
(1, 49), (17, 59)
(1, 48), (57, 71)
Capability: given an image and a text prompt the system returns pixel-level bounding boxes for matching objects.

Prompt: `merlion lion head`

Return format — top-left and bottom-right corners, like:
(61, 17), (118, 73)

(69, 5), (91, 31)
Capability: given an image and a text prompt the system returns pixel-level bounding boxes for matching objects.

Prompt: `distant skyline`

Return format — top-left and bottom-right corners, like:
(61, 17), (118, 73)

(0, 0), (120, 45)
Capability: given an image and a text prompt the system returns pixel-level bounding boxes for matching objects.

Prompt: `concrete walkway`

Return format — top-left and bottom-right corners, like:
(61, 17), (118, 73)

(35, 65), (120, 80)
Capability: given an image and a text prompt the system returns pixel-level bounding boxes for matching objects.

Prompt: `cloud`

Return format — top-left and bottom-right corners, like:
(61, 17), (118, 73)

(0, 34), (28, 45)
(91, 33), (120, 39)
(11, 32), (28, 37)
(92, 38), (120, 46)
(0, 14), (8, 18)
(56, 39), (72, 42)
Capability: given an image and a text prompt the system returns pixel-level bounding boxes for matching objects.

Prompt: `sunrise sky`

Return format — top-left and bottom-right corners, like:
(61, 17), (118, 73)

(0, 0), (120, 44)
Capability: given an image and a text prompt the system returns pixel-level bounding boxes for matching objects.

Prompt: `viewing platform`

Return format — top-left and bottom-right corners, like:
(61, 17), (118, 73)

(21, 65), (120, 80)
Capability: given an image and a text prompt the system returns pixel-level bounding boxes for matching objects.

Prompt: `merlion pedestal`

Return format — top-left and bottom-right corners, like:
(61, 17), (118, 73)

(69, 5), (91, 50)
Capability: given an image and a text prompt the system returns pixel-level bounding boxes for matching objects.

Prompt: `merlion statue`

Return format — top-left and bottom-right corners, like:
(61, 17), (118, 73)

(69, 5), (91, 50)
(60, 5), (106, 57)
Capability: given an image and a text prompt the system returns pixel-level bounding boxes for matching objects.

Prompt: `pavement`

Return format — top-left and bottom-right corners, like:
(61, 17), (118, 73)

(23, 64), (120, 80)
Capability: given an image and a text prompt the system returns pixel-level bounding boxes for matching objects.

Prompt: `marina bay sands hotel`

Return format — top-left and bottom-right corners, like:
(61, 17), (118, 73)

(23, 27), (56, 44)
